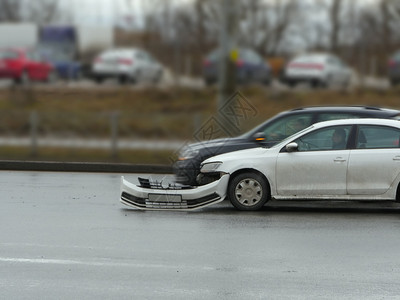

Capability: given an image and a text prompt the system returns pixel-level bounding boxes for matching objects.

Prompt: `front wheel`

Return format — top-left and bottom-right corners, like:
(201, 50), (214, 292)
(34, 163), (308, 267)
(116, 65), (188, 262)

(228, 172), (269, 211)
(47, 70), (58, 83)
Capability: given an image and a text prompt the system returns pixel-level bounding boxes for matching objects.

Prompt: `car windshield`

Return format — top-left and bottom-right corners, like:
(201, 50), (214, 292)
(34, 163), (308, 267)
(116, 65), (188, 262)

(39, 43), (74, 62)
(270, 125), (315, 149)
(291, 55), (326, 64)
(0, 50), (18, 60)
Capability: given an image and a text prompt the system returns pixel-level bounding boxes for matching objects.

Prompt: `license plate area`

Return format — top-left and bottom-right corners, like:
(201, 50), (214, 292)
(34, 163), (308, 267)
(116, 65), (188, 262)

(148, 193), (182, 203)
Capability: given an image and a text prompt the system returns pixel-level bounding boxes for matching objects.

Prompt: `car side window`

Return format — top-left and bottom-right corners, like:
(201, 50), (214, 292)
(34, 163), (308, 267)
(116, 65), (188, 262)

(318, 113), (360, 122)
(263, 114), (313, 143)
(136, 51), (146, 61)
(242, 50), (262, 64)
(294, 125), (352, 151)
(356, 125), (400, 149)
(27, 50), (40, 61)
(0, 51), (18, 59)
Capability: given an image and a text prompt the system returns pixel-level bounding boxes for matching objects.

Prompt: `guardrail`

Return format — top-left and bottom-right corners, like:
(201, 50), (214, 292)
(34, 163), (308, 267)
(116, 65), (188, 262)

(0, 110), (209, 157)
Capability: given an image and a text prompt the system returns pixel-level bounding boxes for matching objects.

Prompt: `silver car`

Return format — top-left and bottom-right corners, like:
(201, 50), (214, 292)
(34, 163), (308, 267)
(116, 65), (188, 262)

(92, 48), (162, 84)
(284, 53), (352, 88)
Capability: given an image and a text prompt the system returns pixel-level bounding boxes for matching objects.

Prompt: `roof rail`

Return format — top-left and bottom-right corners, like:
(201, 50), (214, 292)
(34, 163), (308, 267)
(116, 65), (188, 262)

(347, 105), (383, 111)
(290, 105), (383, 111)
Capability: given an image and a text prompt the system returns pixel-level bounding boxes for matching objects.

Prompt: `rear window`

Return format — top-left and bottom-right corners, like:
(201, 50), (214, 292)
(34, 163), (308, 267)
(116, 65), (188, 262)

(357, 125), (400, 149)
(0, 50), (19, 60)
(292, 55), (326, 64)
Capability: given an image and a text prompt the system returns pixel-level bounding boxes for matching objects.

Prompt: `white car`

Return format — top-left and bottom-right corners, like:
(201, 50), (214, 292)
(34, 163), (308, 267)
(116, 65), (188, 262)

(121, 118), (400, 211)
(92, 48), (162, 84)
(284, 53), (352, 88)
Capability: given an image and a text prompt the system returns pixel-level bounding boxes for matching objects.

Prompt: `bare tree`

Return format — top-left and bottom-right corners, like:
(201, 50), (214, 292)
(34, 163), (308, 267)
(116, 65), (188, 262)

(329, 0), (342, 53)
(237, 0), (300, 56)
(0, 0), (60, 24)
(0, 0), (22, 21)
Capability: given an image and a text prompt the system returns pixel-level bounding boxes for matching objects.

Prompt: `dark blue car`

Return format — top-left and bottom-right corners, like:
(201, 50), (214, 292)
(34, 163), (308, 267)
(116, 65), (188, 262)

(39, 26), (82, 80)
(44, 50), (81, 80)
(203, 48), (271, 85)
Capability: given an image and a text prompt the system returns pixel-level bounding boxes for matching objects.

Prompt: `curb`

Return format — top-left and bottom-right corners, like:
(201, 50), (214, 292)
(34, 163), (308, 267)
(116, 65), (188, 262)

(0, 160), (173, 174)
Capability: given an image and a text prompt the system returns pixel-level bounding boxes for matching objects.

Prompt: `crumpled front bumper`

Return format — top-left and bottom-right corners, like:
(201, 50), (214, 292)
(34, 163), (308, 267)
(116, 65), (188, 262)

(120, 174), (230, 211)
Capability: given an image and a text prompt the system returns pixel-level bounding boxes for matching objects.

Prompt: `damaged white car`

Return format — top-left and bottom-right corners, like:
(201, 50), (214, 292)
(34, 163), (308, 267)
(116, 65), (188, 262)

(121, 118), (400, 211)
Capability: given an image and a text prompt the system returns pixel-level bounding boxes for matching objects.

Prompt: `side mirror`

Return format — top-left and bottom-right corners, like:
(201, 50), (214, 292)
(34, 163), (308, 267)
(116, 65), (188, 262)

(286, 142), (298, 153)
(253, 132), (266, 143)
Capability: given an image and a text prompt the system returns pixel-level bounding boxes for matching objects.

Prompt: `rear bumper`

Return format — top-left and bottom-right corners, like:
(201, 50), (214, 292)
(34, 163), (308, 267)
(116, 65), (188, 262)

(120, 174), (230, 211)
(389, 68), (400, 81)
(0, 70), (19, 78)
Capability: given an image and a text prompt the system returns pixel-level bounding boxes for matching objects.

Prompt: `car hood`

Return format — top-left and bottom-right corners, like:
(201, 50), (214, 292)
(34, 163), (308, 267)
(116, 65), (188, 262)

(187, 137), (245, 151)
(202, 147), (270, 164)
(53, 61), (80, 68)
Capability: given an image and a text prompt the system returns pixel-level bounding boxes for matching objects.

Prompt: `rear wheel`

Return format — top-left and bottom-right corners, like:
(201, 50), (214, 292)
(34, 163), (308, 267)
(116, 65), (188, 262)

(118, 75), (129, 84)
(95, 76), (104, 84)
(228, 172), (269, 211)
(153, 71), (162, 84)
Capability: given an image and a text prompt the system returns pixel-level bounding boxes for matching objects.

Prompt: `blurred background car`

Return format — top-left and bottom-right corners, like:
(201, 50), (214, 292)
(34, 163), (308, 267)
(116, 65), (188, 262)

(388, 51), (400, 86)
(203, 48), (271, 86)
(0, 48), (55, 84)
(92, 48), (163, 84)
(284, 53), (352, 88)
(39, 26), (82, 80)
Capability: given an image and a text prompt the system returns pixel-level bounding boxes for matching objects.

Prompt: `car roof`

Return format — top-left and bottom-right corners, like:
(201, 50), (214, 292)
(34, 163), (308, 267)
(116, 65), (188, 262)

(289, 106), (399, 114)
(101, 48), (142, 55)
(0, 48), (26, 54)
(291, 53), (331, 62)
(244, 106), (400, 138)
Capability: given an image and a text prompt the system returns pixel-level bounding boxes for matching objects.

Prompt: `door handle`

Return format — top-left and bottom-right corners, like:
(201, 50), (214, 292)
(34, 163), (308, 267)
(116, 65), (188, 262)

(393, 156), (400, 161)
(334, 157), (346, 163)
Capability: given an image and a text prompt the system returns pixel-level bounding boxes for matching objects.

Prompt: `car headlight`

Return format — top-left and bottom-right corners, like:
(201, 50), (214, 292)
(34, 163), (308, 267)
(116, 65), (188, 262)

(178, 148), (199, 161)
(200, 162), (222, 173)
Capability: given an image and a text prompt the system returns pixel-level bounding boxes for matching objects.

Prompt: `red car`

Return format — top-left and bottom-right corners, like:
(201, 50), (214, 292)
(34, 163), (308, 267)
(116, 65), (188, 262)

(0, 48), (55, 84)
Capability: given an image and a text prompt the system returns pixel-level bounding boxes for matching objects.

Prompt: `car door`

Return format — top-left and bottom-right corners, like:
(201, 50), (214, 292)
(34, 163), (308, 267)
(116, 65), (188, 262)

(326, 56), (341, 84)
(33, 51), (50, 80)
(24, 50), (40, 79)
(146, 52), (159, 79)
(276, 125), (352, 196)
(347, 125), (400, 195)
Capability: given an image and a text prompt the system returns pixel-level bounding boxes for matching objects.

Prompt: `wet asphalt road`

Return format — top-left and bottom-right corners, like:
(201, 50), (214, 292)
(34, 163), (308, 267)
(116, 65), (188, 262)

(2, 171), (400, 299)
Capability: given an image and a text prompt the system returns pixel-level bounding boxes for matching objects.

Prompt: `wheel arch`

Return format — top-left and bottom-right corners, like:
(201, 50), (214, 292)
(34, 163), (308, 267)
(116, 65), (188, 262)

(396, 181), (400, 202)
(229, 168), (271, 199)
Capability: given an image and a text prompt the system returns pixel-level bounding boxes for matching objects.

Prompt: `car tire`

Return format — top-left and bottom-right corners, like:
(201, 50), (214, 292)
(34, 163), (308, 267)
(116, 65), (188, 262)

(15, 70), (30, 85)
(228, 172), (269, 211)
(95, 76), (104, 84)
(311, 79), (321, 88)
(153, 71), (162, 84)
(47, 70), (58, 83)
(119, 75), (129, 85)
(204, 78), (215, 86)
(287, 80), (297, 88)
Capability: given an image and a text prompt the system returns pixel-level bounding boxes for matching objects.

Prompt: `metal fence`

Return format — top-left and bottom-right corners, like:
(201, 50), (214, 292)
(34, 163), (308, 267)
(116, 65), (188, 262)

(0, 110), (208, 156)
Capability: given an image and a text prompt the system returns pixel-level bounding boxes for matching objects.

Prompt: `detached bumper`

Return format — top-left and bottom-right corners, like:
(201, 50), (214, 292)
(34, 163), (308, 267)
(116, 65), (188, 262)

(120, 174), (230, 211)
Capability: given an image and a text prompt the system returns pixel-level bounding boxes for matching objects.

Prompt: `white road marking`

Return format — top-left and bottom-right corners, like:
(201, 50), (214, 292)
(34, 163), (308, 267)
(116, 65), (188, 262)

(0, 256), (215, 271)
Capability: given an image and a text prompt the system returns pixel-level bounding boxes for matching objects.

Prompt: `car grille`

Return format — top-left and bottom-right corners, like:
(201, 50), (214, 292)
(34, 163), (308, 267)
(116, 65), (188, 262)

(120, 192), (221, 210)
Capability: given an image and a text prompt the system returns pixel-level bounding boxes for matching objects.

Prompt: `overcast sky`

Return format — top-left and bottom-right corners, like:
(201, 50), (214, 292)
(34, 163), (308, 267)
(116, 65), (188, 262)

(64, 0), (139, 27)
(63, 0), (381, 28)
